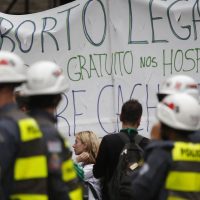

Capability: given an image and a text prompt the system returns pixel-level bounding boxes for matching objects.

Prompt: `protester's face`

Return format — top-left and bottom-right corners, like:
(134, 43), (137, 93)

(73, 137), (87, 155)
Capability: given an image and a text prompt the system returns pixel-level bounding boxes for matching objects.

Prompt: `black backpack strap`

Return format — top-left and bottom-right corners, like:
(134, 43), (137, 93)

(118, 132), (131, 144)
(118, 132), (145, 156)
(118, 132), (144, 145)
(134, 134), (144, 145)
(85, 181), (99, 200)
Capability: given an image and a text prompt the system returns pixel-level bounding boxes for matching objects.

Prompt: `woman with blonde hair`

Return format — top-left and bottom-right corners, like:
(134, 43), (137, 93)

(73, 131), (101, 200)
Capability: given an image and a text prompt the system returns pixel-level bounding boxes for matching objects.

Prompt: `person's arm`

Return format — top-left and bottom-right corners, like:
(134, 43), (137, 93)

(93, 136), (109, 178)
(76, 152), (90, 163)
(0, 121), (19, 200)
(47, 139), (71, 200)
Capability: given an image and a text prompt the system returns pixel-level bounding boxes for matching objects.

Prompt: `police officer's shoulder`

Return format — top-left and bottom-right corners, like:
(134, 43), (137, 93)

(146, 140), (174, 152)
(190, 130), (200, 143)
(144, 141), (174, 167)
(0, 119), (20, 141)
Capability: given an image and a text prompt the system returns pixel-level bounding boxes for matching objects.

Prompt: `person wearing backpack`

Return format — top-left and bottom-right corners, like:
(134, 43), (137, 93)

(121, 93), (200, 200)
(93, 99), (150, 200)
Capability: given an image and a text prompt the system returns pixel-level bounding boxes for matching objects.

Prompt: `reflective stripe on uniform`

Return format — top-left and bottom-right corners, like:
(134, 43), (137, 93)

(165, 171), (200, 192)
(167, 196), (188, 200)
(172, 142), (200, 162)
(14, 156), (48, 180)
(18, 118), (42, 142)
(62, 159), (77, 182)
(10, 194), (48, 200)
(69, 186), (83, 200)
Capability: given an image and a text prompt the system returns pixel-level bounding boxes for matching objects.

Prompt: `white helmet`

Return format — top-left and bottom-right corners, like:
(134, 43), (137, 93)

(0, 51), (26, 83)
(21, 61), (69, 96)
(157, 93), (200, 131)
(157, 75), (199, 101)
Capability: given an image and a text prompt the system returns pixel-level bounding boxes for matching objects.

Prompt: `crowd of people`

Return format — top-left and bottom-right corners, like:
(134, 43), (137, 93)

(0, 50), (200, 200)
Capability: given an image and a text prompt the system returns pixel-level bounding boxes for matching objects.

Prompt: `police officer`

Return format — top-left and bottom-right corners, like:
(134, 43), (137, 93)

(151, 74), (199, 140)
(121, 93), (200, 200)
(0, 51), (48, 200)
(157, 74), (199, 102)
(20, 61), (83, 200)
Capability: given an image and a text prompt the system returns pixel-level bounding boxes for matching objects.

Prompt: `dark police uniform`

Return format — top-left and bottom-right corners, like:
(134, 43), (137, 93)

(0, 103), (48, 200)
(29, 109), (83, 200)
(122, 140), (200, 200)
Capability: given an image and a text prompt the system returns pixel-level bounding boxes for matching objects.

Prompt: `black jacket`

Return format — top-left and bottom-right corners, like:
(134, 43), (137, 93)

(0, 104), (22, 200)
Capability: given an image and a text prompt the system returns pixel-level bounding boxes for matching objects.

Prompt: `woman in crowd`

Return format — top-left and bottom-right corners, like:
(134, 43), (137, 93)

(73, 131), (102, 200)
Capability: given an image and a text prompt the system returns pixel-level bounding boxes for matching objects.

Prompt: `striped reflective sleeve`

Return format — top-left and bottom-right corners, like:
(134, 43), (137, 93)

(69, 186), (83, 200)
(62, 159), (77, 182)
(10, 194), (48, 200)
(14, 156), (48, 180)
(165, 171), (200, 192)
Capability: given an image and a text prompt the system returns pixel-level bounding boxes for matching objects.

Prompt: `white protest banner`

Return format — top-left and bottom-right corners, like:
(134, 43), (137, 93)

(0, 0), (200, 143)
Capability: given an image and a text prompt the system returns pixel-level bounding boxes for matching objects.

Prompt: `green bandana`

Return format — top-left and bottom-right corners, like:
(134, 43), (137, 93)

(120, 128), (138, 136)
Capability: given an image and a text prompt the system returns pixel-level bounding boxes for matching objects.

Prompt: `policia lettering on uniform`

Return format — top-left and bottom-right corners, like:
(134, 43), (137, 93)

(166, 142), (200, 199)
(180, 147), (200, 158)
